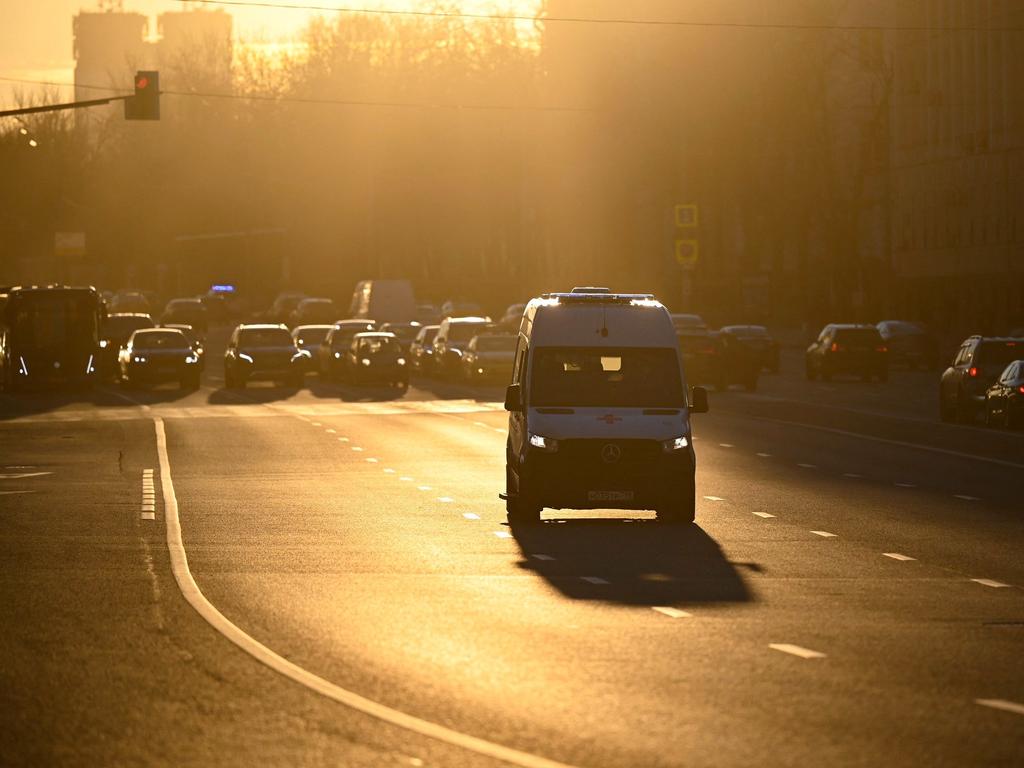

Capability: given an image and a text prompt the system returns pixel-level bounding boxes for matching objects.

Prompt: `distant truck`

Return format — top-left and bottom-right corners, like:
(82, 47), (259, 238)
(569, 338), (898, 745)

(348, 280), (416, 325)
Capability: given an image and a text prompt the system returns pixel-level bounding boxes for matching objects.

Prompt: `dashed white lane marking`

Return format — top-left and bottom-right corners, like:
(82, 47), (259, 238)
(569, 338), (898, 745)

(311, 421), (322, 427)
(703, 495), (725, 502)
(843, 473), (863, 479)
(325, 428), (337, 434)
(0, 471), (52, 479)
(971, 578), (1011, 588)
(473, 421), (489, 428)
(883, 552), (916, 561)
(438, 497), (454, 503)
(418, 485), (433, 491)
(399, 476), (413, 482)
(581, 576), (609, 585)
(493, 531), (513, 539)
(351, 447), (364, 452)
(383, 468), (396, 474)
(954, 494), (980, 501)
(811, 531), (837, 538)
(463, 513), (480, 520)
(365, 458), (379, 464)
(152, 416), (579, 768)
(531, 553), (554, 561)
(756, 452), (772, 458)
(337, 437), (350, 443)
(976, 699), (1024, 717)
(769, 644), (826, 659)
(796, 463), (817, 469)
(493, 428), (505, 434)
(752, 511), (775, 519)
(894, 482), (916, 488)
(719, 443), (734, 448)
(653, 606), (691, 619)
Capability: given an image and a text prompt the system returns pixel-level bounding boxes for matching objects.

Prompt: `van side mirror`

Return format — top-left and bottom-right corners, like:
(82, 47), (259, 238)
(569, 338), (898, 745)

(690, 386), (709, 414)
(504, 383), (523, 412)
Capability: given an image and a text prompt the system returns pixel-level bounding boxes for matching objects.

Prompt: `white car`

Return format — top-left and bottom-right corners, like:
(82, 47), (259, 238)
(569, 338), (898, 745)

(502, 287), (708, 525)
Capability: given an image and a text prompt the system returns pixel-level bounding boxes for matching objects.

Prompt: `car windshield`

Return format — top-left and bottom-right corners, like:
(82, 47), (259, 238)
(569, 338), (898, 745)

(834, 328), (881, 344)
(239, 328), (293, 347)
(977, 343), (1022, 367)
(383, 324), (420, 341)
(295, 328), (330, 346)
(883, 321), (924, 335)
(449, 323), (489, 342)
(103, 316), (151, 338)
(734, 326), (768, 337)
(133, 331), (189, 351)
(672, 315), (706, 330)
(531, 346), (684, 408)
(476, 336), (516, 352)
(416, 328), (439, 345)
(359, 337), (400, 358)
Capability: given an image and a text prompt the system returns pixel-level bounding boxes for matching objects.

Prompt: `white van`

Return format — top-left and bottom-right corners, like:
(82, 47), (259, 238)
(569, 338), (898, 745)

(348, 280), (417, 324)
(501, 288), (709, 525)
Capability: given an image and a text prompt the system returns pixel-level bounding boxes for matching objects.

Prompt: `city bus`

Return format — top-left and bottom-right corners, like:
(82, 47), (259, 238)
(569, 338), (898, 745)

(0, 285), (103, 392)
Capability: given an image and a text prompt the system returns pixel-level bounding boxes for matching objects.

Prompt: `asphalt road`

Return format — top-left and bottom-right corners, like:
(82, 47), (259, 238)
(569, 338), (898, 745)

(2, 338), (1023, 767)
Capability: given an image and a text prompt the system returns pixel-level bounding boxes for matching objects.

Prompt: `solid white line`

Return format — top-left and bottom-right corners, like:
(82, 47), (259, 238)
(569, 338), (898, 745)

(810, 531), (837, 538)
(971, 578), (1011, 588)
(653, 606), (691, 618)
(151, 416), (579, 768)
(493, 531), (512, 539)
(703, 495), (725, 502)
(954, 494), (980, 501)
(0, 471), (52, 479)
(976, 699), (1024, 717)
(752, 511), (775, 519)
(531, 553), (554, 561)
(580, 576), (609, 585)
(719, 443), (734, 448)
(0, 490), (35, 495)
(756, 452), (771, 457)
(769, 643), (826, 659)
(463, 513), (480, 520)
(796, 463), (817, 469)
(894, 482), (916, 488)
(493, 428), (504, 434)
(882, 552), (916, 561)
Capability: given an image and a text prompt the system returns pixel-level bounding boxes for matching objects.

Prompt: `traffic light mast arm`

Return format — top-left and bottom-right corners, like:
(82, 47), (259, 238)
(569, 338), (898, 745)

(0, 95), (129, 118)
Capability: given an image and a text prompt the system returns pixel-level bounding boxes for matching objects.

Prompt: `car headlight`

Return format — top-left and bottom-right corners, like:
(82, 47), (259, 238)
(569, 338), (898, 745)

(361, 358), (371, 366)
(99, 339), (109, 349)
(529, 433), (558, 452)
(238, 353), (254, 363)
(291, 350), (311, 361)
(133, 355), (147, 363)
(477, 367), (485, 374)
(185, 355), (199, 364)
(397, 357), (406, 366)
(662, 436), (690, 452)
(334, 352), (341, 359)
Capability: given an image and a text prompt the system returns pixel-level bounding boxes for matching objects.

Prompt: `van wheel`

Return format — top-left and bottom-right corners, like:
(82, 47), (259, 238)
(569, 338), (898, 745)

(506, 464), (541, 526)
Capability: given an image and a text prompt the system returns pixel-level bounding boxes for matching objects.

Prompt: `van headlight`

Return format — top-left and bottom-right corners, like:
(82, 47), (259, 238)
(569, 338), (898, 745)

(99, 339), (109, 349)
(185, 355), (199, 364)
(662, 436), (690, 452)
(397, 357), (406, 366)
(238, 353), (254, 364)
(529, 433), (558, 452)
(133, 355), (147, 363)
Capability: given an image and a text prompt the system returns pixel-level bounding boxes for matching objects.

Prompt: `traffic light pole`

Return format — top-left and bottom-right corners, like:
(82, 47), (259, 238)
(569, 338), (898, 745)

(0, 95), (130, 118)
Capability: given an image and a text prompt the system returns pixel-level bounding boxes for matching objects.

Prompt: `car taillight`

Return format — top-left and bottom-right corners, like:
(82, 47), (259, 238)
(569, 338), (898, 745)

(1019, 385), (1024, 395)
(968, 366), (978, 377)
(877, 346), (888, 353)
(830, 342), (842, 352)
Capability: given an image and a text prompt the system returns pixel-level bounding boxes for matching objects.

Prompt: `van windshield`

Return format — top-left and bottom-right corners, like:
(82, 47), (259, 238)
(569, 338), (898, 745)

(530, 347), (684, 408)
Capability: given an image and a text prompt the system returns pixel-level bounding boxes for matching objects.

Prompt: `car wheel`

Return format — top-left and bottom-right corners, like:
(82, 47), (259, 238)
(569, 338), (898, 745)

(505, 464), (541, 526)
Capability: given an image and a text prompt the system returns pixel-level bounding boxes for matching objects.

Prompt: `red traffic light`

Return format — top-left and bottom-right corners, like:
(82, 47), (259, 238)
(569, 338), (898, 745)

(136, 75), (150, 90)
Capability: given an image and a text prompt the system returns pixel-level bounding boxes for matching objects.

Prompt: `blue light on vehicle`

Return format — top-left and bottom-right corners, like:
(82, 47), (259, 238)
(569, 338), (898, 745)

(211, 284), (235, 293)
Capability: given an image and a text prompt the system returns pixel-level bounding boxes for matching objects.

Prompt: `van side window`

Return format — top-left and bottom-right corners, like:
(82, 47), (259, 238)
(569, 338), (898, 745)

(514, 342), (528, 385)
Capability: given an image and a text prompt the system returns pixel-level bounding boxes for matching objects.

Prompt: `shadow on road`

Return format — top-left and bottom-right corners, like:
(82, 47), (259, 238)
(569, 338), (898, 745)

(0, 384), (194, 420)
(206, 385), (300, 405)
(510, 519), (754, 606)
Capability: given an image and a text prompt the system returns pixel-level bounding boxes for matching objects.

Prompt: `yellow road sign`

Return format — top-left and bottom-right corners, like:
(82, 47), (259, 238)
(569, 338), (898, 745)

(675, 238), (699, 268)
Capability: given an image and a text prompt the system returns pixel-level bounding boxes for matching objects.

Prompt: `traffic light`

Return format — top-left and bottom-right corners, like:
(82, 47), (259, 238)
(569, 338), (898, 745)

(124, 71), (160, 121)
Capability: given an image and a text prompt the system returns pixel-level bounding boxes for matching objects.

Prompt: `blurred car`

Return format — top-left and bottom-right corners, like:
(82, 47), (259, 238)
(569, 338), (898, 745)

(409, 324), (440, 373)
(108, 290), (151, 314)
(940, 336), (1024, 423)
(672, 313), (725, 390)
(876, 320), (936, 370)
(984, 360), (1024, 429)
(159, 323), (205, 370)
(432, 317), (492, 377)
(498, 303), (526, 330)
(118, 328), (201, 390)
(224, 324), (307, 389)
(805, 324), (888, 382)
(379, 321), (422, 354)
(266, 292), (306, 324)
(461, 333), (516, 383)
(340, 332), (409, 391)
(291, 324), (333, 374)
(319, 320), (377, 380)
(99, 312), (155, 377)
(290, 297), (338, 327)
(161, 298), (208, 335)
(415, 303), (442, 325)
(441, 300), (485, 319)
(718, 325), (779, 373)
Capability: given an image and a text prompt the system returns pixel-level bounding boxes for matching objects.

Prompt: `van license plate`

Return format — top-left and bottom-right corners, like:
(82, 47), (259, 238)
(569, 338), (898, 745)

(587, 490), (634, 501)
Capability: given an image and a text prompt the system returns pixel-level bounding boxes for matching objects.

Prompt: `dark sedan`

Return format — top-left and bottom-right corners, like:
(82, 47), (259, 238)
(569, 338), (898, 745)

(341, 332), (409, 391)
(806, 324), (888, 382)
(877, 320), (936, 370)
(984, 359), (1024, 429)
(319, 320), (377, 380)
(118, 328), (201, 390)
(224, 324), (307, 389)
(99, 313), (154, 378)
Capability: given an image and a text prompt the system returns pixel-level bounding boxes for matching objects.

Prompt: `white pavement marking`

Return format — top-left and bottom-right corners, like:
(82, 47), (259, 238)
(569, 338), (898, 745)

(383, 468), (396, 474)
(473, 421), (489, 428)
(843, 473), (863, 479)
(752, 511), (776, 519)
(463, 513), (480, 520)
(703, 495), (725, 502)
(756, 452), (771, 457)
(719, 443), (734, 448)
(581, 576), (609, 585)
(769, 644), (826, 659)
(796, 463), (817, 469)
(894, 482), (916, 488)
(351, 447), (364, 452)
(653, 606), (691, 618)
(976, 699), (1024, 717)
(531, 553), (554, 561)
(366, 458), (379, 463)
(882, 552), (916, 561)
(493, 428), (505, 434)
(971, 578), (1011, 588)
(151, 417), (580, 768)
(0, 490), (35, 495)
(811, 531), (837, 538)
(493, 531), (513, 539)
(311, 421), (322, 427)
(418, 485), (433, 491)
(400, 477), (413, 482)
(0, 471), (52, 479)
(954, 494), (980, 501)
(325, 428), (337, 434)
(337, 437), (350, 443)
(437, 497), (454, 503)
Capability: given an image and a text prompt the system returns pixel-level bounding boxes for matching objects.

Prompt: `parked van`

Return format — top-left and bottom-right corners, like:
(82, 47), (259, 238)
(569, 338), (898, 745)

(349, 280), (417, 325)
(501, 288), (709, 525)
